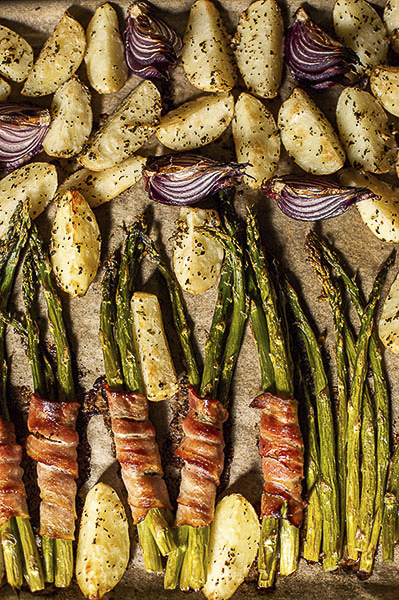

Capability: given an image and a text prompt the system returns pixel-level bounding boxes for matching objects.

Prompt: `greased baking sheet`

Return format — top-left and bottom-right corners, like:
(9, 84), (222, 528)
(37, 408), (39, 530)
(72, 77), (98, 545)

(2, 0), (399, 598)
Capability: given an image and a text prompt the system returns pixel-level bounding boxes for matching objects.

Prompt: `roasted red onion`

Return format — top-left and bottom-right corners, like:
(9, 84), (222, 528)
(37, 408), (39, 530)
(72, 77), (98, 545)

(263, 175), (380, 221)
(123, 1), (182, 81)
(0, 103), (50, 170)
(286, 9), (362, 89)
(143, 154), (247, 205)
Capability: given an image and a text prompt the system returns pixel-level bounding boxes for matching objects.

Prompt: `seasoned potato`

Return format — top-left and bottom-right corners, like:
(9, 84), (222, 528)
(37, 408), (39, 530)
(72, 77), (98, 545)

(384, 0), (399, 53)
(85, 3), (128, 94)
(370, 65), (399, 117)
(0, 163), (57, 238)
(233, 0), (284, 99)
(22, 12), (85, 96)
(0, 77), (10, 101)
(0, 25), (33, 82)
(157, 93), (234, 151)
(339, 169), (399, 242)
(379, 273), (399, 354)
(336, 87), (397, 174)
(203, 494), (260, 600)
(333, 0), (388, 69)
(132, 292), (178, 402)
(43, 77), (92, 158)
(57, 155), (146, 208)
(278, 88), (345, 175)
(50, 189), (101, 297)
(78, 80), (161, 171)
(182, 0), (237, 92)
(173, 207), (224, 294)
(233, 92), (280, 188)
(76, 482), (129, 600)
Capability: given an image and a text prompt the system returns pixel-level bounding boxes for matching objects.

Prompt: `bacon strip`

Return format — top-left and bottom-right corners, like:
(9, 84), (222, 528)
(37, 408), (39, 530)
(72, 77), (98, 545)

(27, 393), (79, 540)
(251, 391), (304, 528)
(0, 418), (29, 527)
(175, 387), (228, 528)
(105, 385), (172, 524)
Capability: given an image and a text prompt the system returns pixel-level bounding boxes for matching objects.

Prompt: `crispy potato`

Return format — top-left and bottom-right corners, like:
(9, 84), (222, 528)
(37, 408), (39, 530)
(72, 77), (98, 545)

(333, 0), (388, 69)
(0, 77), (10, 101)
(50, 189), (101, 297)
(370, 65), (399, 117)
(339, 169), (399, 242)
(0, 25), (33, 82)
(336, 87), (397, 174)
(78, 80), (161, 171)
(384, 0), (399, 53)
(76, 482), (129, 600)
(156, 92), (234, 151)
(85, 3), (128, 95)
(233, 92), (280, 188)
(132, 292), (178, 402)
(203, 494), (260, 600)
(22, 12), (85, 96)
(173, 207), (224, 294)
(233, 0), (284, 99)
(57, 155), (146, 208)
(379, 273), (399, 354)
(43, 77), (92, 158)
(182, 0), (237, 92)
(0, 163), (57, 238)
(278, 88), (345, 175)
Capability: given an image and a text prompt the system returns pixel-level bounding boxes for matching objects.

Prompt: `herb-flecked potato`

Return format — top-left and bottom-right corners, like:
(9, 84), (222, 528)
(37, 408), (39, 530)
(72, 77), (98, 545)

(370, 65), (399, 117)
(0, 77), (10, 101)
(384, 0), (399, 53)
(0, 25), (33, 82)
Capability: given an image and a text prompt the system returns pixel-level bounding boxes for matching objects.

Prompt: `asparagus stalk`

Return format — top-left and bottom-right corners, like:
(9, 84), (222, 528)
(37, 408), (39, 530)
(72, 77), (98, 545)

(382, 443), (399, 560)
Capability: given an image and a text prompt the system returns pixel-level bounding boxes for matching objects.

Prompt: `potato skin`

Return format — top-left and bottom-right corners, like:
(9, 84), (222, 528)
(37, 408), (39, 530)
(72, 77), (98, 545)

(0, 25), (33, 82)
(370, 65), (399, 118)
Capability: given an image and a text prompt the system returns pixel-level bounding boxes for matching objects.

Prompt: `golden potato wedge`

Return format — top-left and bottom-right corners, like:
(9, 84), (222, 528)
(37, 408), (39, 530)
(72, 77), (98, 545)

(22, 12), (85, 96)
(339, 169), (399, 242)
(379, 272), (399, 354)
(384, 0), (399, 53)
(76, 482), (129, 600)
(85, 3), (128, 94)
(370, 65), (399, 117)
(156, 92), (234, 151)
(57, 155), (146, 208)
(182, 0), (237, 92)
(203, 494), (260, 600)
(233, 0), (284, 99)
(0, 77), (10, 101)
(278, 88), (345, 175)
(50, 189), (101, 297)
(0, 25), (33, 82)
(336, 87), (397, 174)
(233, 92), (280, 188)
(43, 77), (92, 158)
(132, 292), (178, 402)
(0, 162), (57, 238)
(173, 207), (224, 294)
(78, 80), (161, 171)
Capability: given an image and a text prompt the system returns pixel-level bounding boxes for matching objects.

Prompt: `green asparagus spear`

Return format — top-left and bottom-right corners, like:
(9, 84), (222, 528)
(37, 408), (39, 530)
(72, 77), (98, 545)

(382, 443), (399, 560)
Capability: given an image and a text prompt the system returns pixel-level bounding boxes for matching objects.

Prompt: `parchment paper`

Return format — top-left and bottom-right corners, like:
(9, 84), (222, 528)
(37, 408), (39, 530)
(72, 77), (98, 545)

(1, 0), (399, 598)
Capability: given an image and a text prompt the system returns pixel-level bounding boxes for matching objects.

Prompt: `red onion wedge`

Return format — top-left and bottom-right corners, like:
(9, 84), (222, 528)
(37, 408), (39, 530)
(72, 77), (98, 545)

(263, 175), (380, 221)
(286, 8), (362, 89)
(0, 103), (50, 170)
(143, 153), (247, 205)
(123, 1), (182, 81)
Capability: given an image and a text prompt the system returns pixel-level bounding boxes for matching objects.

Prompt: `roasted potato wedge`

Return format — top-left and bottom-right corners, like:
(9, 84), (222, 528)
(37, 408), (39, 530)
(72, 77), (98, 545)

(43, 77), (92, 158)
(384, 0), (399, 53)
(333, 0), (388, 69)
(157, 93), (234, 151)
(379, 273), (399, 354)
(278, 88), (345, 175)
(78, 80), (161, 171)
(182, 0), (237, 92)
(370, 65), (399, 117)
(76, 482), (129, 600)
(57, 155), (146, 208)
(50, 189), (101, 297)
(22, 11), (85, 96)
(0, 77), (10, 101)
(203, 494), (260, 600)
(339, 169), (399, 243)
(85, 3), (128, 95)
(0, 25), (33, 82)
(132, 292), (179, 402)
(173, 207), (224, 294)
(336, 87), (397, 174)
(0, 162), (57, 238)
(233, 92), (280, 188)
(233, 0), (284, 99)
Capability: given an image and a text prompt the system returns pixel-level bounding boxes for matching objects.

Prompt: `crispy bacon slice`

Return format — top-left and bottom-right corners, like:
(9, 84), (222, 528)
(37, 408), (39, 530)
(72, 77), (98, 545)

(0, 418), (29, 527)
(250, 391), (304, 528)
(27, 393), (79, 540)
(105, 385), (172, 524)
(175, 387), (228, 528)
